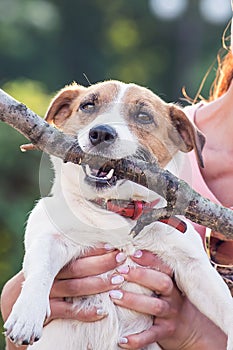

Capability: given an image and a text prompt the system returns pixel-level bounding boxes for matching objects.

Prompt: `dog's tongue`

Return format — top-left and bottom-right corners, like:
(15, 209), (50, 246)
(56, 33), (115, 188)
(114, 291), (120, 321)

(97, 169), (108, 178)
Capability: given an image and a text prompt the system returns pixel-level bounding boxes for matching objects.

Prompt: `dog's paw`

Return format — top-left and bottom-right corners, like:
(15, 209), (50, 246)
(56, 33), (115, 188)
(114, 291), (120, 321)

(4, 296), (50, 346)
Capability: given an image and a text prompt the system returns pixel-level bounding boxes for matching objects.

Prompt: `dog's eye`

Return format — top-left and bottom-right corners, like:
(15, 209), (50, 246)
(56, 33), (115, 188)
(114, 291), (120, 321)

(80, 102), (95, 112)
(135, 112), (153, 124)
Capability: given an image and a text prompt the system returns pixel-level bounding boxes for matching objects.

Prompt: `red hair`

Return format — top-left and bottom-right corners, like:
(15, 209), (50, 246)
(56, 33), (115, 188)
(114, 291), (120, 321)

(209, 50), (233, 100)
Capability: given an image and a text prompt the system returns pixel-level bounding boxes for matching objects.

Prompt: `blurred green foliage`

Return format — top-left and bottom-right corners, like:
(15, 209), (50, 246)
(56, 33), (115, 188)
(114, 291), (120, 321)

(0, 0), (230, 348)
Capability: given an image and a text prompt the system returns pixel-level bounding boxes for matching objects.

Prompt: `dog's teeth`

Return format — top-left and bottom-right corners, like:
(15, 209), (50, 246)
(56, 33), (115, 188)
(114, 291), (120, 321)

(85, 165), (92, 176)
(106, 169), (114, 179)
(84, 164), (115, 185)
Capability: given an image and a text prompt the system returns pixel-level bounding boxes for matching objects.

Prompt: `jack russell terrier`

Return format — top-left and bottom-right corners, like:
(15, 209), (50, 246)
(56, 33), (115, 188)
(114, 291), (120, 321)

(4, 80), (233, 349)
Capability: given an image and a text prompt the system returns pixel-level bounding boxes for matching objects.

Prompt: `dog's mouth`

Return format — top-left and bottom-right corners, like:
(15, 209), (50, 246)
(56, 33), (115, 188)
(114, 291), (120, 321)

(82, 163), (117, 188)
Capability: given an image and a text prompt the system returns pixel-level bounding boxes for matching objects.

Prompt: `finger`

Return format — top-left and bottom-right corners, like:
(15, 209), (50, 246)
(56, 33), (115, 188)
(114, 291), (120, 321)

(45, 299), (107, 324)
(117, 266), (174, 296)
(57, 250), (121, 279)
(78, 243), (116, 257)
(109, 290), (171, 317)
(118, 323), (174, 349)
(131, 250), (173, 277)
(51, 273), (124, 298)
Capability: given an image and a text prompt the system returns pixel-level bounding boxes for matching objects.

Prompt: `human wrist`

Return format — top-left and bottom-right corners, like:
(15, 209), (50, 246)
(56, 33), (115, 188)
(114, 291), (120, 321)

(191, 319), (227, 350)
(158, 299), (227, 350)
(178, 310), (227, 350)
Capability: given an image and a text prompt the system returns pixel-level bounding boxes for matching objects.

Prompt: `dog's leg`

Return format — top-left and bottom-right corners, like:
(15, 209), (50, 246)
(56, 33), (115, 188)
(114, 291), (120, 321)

(4, 233), (77, 346)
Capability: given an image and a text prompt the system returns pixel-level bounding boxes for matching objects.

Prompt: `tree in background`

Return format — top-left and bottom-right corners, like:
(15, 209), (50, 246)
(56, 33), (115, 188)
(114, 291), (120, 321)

(0, 0), (228, 98)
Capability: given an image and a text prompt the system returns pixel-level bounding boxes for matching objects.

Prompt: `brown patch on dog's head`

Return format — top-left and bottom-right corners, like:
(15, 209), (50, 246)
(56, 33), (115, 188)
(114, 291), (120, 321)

(121, 85), (173, 166)
(121, 85), (205, 168)
(45, 81), (120, 133)
(169, 105), (205, 168)
(45, 83), (86, 128)
(44, 81), (205, 168)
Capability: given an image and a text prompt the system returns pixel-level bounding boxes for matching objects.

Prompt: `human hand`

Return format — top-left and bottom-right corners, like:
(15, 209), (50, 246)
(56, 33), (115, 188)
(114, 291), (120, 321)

(109, 250), (227, 350)
(47, 245), (127, 323)
(0, 245), (126, 350)
(2, 248), (227, 350)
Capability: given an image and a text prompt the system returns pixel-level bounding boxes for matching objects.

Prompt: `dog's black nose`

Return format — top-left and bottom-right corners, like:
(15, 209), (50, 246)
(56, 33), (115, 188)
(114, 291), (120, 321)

(89, 125), (117, 146)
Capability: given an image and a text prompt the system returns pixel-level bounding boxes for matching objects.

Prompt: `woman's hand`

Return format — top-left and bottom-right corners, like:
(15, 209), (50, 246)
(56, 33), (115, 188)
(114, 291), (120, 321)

(47, 246), (127, 323)
(109, 250), (227, 350)
(1, 248), (227, 350)
(0, 245), (126, 350)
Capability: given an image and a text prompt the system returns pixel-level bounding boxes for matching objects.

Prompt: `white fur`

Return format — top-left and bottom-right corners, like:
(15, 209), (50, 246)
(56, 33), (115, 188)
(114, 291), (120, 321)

(4, 83), (233, 350)
(78, 83), (138, 159)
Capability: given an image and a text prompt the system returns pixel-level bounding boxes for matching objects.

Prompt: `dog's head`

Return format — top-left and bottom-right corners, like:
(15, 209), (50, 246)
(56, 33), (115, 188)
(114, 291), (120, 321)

(46, 80), (205, 198)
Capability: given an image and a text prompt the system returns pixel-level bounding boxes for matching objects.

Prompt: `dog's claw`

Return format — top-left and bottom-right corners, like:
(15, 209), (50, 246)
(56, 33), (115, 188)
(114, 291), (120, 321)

(6, 326), (42, 346)
(4, 295), (47, 346)
(4, 326), (13, 337)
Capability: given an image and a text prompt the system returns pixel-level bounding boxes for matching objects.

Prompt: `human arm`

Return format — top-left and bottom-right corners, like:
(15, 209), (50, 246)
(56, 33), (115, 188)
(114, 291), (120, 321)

(110, 250), (227, 350)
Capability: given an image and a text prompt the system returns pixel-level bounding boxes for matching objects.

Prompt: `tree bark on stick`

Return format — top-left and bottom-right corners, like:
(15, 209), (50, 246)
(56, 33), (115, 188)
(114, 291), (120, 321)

(1, 88), (233, 238)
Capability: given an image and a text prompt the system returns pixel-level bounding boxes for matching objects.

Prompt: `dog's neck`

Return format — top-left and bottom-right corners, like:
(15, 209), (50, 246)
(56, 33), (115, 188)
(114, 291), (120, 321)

(92, 197), (187, 234)
(91, 198), (161, 220)
(49, 157), (186, 248)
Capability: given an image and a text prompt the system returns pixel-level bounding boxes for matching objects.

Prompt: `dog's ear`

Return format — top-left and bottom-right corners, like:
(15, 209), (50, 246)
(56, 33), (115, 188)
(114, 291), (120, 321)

(169, 105), (206, 168)
(45, 84), (85, 127)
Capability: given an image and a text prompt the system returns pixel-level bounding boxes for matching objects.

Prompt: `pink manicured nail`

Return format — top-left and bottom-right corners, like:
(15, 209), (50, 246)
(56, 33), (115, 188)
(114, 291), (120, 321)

(133, 250), (142, 258)
(96, 308), (108, 316)
(119, 337), (128, 344)
(104, 243), (115, 251)
(117, 265), (129, 274)
(111, 275), (124, 285)
(109, 290), (123, 299)
(116, 252), (126, 263)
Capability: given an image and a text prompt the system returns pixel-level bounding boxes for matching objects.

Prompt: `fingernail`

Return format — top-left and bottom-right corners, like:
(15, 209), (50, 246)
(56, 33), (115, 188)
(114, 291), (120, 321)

(104, 243), (115, 251)
(116, 252), (126, 263)
(133, 250), (142, 258)
(111, 275), (124, 285)
(117, 265), (129, 274)
(96, 308), (108, 316)
(119, 337), (128, 344)
(109, 290), (123, 299)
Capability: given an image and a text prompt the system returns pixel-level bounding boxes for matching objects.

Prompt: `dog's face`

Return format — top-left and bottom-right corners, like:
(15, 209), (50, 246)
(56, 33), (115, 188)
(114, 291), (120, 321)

(45, 80), (205, 198)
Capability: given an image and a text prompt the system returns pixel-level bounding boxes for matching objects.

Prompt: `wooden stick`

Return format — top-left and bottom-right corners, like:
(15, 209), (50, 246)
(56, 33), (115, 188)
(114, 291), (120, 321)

(1, 88), (233, 238)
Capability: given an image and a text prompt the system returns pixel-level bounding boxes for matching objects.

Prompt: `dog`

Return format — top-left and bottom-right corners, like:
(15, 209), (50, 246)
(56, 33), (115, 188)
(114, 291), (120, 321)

(4, 80), (233, 349)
